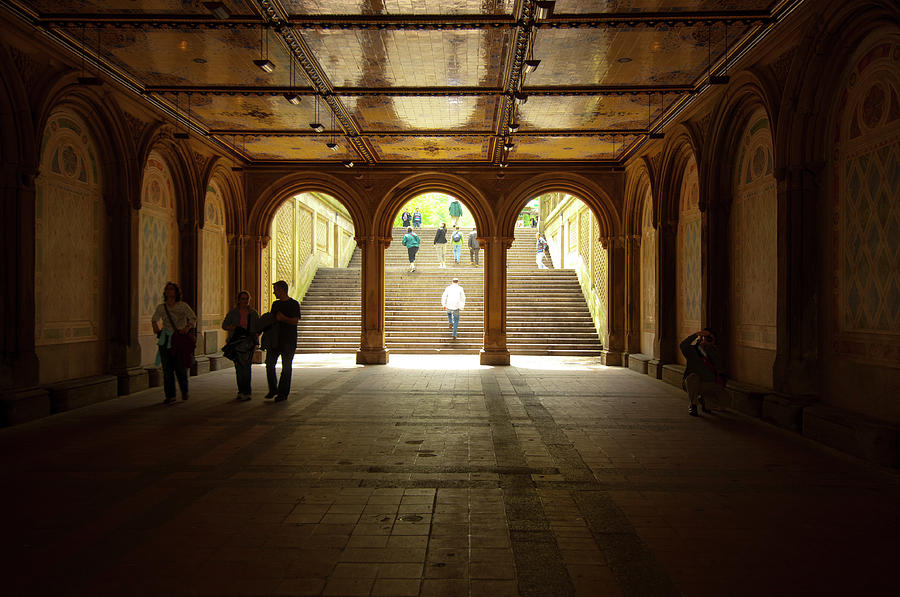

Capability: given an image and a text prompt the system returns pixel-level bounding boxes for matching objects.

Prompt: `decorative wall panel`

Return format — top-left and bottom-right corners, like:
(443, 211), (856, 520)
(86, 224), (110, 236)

(676, 154), (701, 363)
(201, 182), (228, 329)
(274, 200), (296, 288)
(139, 152), (178, 337)
(832, 41), (900, 366)
(640, 192), (657, 355)
(35, 112), (103, 347)
(591, 218), (609, 343)
(316, 213), (329, 252)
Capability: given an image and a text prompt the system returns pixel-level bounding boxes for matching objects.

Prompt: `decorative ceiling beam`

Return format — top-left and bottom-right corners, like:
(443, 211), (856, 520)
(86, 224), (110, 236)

(209, 129), (648, 137)
(144, 84), (693, 96)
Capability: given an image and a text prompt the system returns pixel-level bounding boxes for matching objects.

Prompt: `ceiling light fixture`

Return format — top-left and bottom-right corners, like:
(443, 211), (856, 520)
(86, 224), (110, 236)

(508, 122), (520, 132)
(535, 1), (555, 20)
(342, 160), (354, 168)
(309, 95), (323, 132)
(203, 2), (231, 20)
(514, 92), (528, 104)
(283, 93), (300, 105)
(503, 140), (515, 151)
(523, 59), (541, 74)
(254, 25), (275, 73)
(707, 22), (729, 85)
(283, 57), (300, 104)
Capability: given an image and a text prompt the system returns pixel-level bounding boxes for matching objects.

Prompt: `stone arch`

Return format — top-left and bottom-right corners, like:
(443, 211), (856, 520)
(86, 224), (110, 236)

(202, 158), (245, 237)
(657, 125), (702, 226)
(499, 173), (620, 240)
(249, 171), (367, 242)
(624, 164), (658, 357)
(623, 159), (655, 236)
(376, 173), (494, 242)
(137, 124), (200, 224)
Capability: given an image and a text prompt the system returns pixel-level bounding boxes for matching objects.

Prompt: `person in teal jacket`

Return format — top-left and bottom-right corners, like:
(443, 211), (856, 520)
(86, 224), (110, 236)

(401, 226), (420, 272)
(449, 199), (462, 226)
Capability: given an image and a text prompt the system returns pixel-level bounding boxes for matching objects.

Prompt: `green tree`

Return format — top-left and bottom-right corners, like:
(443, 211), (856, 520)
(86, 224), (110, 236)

(393, 192), (476, 228)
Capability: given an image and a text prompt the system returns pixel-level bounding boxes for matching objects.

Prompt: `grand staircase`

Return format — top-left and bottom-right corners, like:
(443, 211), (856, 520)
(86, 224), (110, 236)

(297, 227), (603, 355)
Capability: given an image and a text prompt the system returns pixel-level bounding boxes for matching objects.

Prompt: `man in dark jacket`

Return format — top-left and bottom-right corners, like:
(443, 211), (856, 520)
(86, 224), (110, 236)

(468, 228), (480, 266)
(680, 329), (728, 417)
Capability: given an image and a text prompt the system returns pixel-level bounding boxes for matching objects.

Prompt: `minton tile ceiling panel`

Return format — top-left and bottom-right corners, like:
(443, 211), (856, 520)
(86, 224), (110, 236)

(509, 135), (641, 161)
(515, 95), (673, 131)
(281, 0), (515, 15)
(528, 25), (747, 87)
(300, 28), (510, 88)
(552, 0), (776, 11)
(73, 27), (296, 87)
(370, 135), (491, 161)
(343, 95), (498, 131)
(24, 0), (250, 14)
(241, 135), (357, 161)
(158, 93), (323, 132)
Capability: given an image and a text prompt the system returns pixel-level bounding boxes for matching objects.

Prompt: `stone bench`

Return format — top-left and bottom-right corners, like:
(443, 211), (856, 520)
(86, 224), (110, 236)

(762, 394), (817, 433)
(803, 405), (900, 468)
(725, 380), (771, 418)
(627, 353), (652, 374)
(48, 375), (118, 413)
(208, 353), (233, 371)
(661, 363), (686, 388)
(0, 388), (51, 426)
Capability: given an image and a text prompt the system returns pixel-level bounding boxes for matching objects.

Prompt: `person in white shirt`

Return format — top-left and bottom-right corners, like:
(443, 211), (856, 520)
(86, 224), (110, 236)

(441, 278), (466, 339)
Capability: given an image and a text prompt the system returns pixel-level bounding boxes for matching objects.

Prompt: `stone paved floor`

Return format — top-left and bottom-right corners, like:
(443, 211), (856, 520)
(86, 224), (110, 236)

(2, 355), (899, 597)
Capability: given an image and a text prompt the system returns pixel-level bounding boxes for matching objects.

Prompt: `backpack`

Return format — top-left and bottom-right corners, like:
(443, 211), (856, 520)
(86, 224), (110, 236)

(452, 231), (462, 242)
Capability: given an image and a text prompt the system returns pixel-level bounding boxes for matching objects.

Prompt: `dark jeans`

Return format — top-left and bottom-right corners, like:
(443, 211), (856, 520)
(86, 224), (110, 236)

(235, 361), (252, 395)
(407, 246), (418, 263)
(470, 248), (480, 264)
(266, 347), (295, 396)
(160, 347), (188, 398)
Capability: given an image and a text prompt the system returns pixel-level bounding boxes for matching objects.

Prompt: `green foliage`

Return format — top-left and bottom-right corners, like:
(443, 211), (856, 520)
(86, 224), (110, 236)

(393, 192), (476, 228)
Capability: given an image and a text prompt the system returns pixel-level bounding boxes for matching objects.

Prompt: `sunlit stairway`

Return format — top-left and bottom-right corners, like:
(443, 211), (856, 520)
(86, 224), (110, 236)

(297, 227), (602, 355)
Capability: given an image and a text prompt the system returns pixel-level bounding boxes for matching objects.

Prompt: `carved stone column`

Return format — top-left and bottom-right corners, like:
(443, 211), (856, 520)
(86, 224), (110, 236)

(623, 233), (642, 355)
(0, 164), (39, 389)
(651, 219), (678, 377)
(600, 235), (625, 366)
(356, 234), (390, 364)
(773, 164), (820, 396)
(480, 235), (512, 366)
(107, 194), (147, 394)
(228, 234), (250, 297)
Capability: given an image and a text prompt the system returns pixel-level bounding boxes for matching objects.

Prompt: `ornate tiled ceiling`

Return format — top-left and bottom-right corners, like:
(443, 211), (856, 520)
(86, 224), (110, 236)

(4, 0), (798, 165)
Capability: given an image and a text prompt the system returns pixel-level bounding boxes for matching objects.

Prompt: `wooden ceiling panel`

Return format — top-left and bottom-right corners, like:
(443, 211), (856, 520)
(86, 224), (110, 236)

(369, 135), (490, 161)
(300, 28), (511, 88)
(343, 95), (498, 131)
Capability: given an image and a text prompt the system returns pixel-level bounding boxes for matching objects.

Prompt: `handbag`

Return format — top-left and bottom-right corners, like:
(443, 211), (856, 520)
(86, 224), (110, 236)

(164, 304), (196, 368)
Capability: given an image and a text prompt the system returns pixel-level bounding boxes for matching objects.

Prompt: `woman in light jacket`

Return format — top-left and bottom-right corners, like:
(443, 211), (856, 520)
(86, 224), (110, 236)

(151, 282), (197, 404)
(222, 290), (260, 401)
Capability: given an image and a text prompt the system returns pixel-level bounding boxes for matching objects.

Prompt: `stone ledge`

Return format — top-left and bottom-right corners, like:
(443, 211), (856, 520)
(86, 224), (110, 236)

(0, 388), (51, 426)
(726, 380), (770, 418)
(190, 356), (210, 376)
(48, 375), (118, 413)
(627, 353), (651, 374)
(647, 359), (663, 379)
(208, 354), (233, 371)
(803, 406), (900, 468)
(145, 367), (161, 387)
(661, 364), (686, 388)
(763, 394), (817, 432)
(117, 367), (149, 396)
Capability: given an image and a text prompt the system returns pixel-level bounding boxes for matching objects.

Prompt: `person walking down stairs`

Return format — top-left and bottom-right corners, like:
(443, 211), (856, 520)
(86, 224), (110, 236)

(536, 233), (549, 269)
(402, 227), (420, 272)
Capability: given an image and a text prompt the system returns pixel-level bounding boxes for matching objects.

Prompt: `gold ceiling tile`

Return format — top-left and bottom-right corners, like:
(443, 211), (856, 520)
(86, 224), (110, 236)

(89, 27), (295, 87)
(528, 24), (750, 86)
(301, 28), (510, 88)
(160, 93), (327, 132)
(27, 0), (249, 14)
(509, 135), (639, 161)
(517, 95), (666, 130)
(371, 135), (490, 161)
(281, 0), (515, 16)
(241, 135), (356, 161)
(343, 96), (497, 131)
(552, 0), (775, 11)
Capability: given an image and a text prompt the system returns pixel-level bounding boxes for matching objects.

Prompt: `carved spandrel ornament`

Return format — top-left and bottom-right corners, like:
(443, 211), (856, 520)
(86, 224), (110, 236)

(122, 111), (146, 150)
(8, 46), (42, 92)
(771, 46), (799, 90)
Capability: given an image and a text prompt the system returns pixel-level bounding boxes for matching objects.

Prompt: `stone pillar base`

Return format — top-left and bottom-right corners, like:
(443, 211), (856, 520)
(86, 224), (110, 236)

(356, 349), (389, 365)
(600, 350), (624, 366)
(647, 359), (663, 379)
(480, 349), (510, 366)
(117, 367), (149, 396)
(0, 387), (51, 426)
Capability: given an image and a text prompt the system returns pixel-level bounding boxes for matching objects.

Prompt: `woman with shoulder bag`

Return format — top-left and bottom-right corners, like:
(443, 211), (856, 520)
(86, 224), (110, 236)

(222, 290), (259, 402)
(151, 282), (197, 405)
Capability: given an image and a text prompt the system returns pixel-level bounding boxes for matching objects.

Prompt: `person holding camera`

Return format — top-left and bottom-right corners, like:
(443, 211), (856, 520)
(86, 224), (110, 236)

(680, 329), (728, 417)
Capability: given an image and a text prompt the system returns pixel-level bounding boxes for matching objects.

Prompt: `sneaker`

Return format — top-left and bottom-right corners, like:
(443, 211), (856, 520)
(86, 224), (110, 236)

(688, 405), (699, 417)
(264, 391), (277, 399)
(237, 394), (252, 402)
(181, 393), (188, 401)
(699, 397), (711, 414)
(163, 396), (176, 405)
(273, 394), (287, 402)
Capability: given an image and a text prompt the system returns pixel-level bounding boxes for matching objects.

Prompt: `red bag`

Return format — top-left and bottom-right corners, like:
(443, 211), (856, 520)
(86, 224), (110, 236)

(171, 331), (196, 368)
